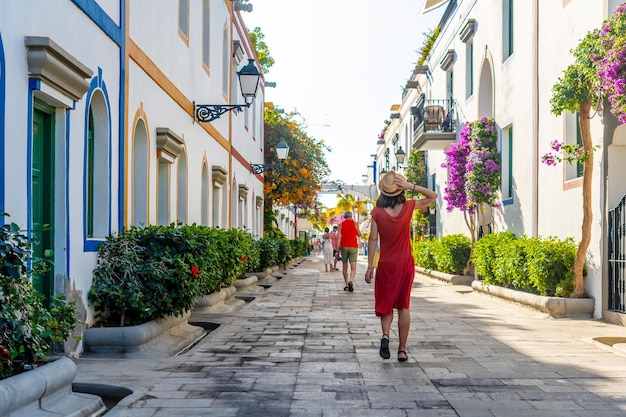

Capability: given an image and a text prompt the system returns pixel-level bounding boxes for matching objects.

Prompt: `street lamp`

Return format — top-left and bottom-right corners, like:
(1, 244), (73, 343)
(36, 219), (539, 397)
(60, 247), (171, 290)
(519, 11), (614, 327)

(395, 147), (406, 166)
(194, 58), (261, 122)
(250, 138), (290, 174)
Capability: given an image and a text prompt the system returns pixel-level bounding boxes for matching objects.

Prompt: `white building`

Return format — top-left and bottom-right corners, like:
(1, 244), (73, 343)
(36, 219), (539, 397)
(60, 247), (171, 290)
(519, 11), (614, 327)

(0, 0), (268, 352)
(375, 0), (626, 322)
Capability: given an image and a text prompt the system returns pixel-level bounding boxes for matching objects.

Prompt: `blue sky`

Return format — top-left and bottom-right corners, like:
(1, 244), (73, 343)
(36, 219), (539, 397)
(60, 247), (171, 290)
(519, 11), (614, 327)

(242, 1), (439, 206)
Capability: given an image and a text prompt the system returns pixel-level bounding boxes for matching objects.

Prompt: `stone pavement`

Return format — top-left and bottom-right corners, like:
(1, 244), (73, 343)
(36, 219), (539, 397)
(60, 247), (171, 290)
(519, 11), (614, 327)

(74, 256), (626, 417)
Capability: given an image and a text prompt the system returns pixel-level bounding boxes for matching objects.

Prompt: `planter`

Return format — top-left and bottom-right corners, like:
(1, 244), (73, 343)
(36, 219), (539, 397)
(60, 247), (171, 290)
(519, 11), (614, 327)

(0, 357), (106, 417)
(471, 280), (594, 318)
(415, 267), (595, 318)
(195, 285), (245, 313)
(83, 311), (204, 358)
(415, 266), (473, 286)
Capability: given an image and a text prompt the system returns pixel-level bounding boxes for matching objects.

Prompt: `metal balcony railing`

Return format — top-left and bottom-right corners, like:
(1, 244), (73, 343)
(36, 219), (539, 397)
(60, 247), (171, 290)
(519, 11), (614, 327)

(411, 98), (457, 150)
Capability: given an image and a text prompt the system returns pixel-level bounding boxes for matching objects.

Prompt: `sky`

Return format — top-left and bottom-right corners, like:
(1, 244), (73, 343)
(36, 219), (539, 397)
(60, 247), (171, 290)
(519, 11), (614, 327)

(242, 1), (439, 207)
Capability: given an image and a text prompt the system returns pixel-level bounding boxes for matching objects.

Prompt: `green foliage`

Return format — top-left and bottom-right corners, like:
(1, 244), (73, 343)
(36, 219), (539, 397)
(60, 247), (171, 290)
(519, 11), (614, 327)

(0, 220), (75, 379)
(417, 26), (441, 66)
(290, 238), (307, 258)
(247, 27), (274, 74)
(472, 232), (577, 297)
(525, 237), (577, 297)
(257, 237), (280, 271)
(89, 224), (283, 327)
(434, 234), (471, 275)
(550, 29), (602, 115)
(412, 238), (439, 271)
(473, 231), (516, 282)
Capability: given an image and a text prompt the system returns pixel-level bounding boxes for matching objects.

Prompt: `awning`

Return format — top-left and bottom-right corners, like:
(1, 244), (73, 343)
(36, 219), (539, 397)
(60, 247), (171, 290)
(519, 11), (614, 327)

(422, 0), (450, 13)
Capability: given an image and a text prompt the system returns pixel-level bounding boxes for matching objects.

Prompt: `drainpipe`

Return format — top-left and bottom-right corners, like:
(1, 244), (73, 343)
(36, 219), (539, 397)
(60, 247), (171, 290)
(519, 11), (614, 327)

(531, 0), (539, 237)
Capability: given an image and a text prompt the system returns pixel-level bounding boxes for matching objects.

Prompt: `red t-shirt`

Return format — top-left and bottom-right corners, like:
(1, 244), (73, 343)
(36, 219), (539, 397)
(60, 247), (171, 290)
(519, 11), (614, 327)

(339, 219), (359, 248)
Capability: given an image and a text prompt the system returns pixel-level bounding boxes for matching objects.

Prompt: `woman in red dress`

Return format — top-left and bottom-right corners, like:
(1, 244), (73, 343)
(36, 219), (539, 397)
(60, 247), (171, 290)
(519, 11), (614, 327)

(365, 171), (437, 362)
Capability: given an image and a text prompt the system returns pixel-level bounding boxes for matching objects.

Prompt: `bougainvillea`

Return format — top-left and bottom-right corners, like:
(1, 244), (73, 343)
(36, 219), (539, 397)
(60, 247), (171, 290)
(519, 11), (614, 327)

(594, 3), (626, 123)
(442, 117), (500, 214)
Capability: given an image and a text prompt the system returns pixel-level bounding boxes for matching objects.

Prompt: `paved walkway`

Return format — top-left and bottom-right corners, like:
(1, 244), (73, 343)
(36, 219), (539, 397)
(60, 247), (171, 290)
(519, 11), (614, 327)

(75, 256), (626, 417)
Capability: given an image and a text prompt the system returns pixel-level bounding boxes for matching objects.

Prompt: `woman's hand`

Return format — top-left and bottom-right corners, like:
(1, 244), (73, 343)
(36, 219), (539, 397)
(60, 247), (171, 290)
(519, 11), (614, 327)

(364, 268), (374, 284)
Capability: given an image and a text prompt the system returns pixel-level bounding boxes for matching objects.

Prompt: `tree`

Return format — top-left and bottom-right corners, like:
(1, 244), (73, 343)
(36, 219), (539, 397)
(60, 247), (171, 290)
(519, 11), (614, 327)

(247, 27), (274, 74)
(262, 105), (330, 232)
(442, 118), (501, 274)
(546, 29), (602, 298)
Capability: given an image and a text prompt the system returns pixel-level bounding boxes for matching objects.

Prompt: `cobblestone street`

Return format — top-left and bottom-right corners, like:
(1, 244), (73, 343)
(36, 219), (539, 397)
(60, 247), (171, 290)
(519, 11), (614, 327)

(75, 256), (626, 417)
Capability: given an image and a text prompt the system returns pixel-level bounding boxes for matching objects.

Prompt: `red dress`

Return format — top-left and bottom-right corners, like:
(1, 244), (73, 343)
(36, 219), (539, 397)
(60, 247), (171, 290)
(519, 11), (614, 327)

(371, 200), (416, 316)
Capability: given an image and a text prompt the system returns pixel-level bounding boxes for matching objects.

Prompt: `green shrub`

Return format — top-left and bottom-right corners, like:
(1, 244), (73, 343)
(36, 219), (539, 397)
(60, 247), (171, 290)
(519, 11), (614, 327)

(492, 236), (532, 290)
(0, 221), (75, 379)
(290, 238), (307, 258)
(258, 237), (280, 270)
(473, 231), (516, 282)
(89, 224), (204, 326)
(525, 237), (576, 296)
(434, 234), (471, 274)
(412, 238), (439, 270)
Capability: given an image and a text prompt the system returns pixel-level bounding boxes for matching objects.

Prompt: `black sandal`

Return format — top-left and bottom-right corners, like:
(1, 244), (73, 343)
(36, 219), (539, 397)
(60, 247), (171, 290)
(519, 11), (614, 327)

(379, 335), (390, 359)
(348, 281), (354, 292)
(397, 350), (408, 362)
(344, 286), (350, 291)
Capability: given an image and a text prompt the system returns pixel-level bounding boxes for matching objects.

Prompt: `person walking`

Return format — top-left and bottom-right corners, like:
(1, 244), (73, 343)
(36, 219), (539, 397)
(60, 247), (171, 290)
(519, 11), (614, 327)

(364, 171), (437, 362)
(322, 227), (335, 272)
(331, 226), (339, 271)
(337, 211), (362, 292)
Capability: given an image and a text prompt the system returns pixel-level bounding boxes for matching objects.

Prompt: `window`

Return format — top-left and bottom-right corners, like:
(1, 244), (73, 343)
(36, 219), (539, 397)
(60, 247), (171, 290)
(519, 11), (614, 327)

(466, 41), (474, 98)
(202, 0), (210, 70)
(222, 29), (229, 95)
(503, 0), (514, 59)
(157, 160), (170, 225)
(501, 126), (513, 201)
(179, 0), (189, 41)
(85, 91), (111, 244)
(177, 151), (187, 223)
(564, 111), (583, 181)
(132, 119), (149, 226)
(201, 162), (209, 225)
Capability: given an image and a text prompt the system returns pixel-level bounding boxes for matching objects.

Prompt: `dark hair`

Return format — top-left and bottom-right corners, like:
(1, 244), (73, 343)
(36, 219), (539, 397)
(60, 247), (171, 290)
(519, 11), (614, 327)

(324, 227), (330, 233)
(376, 191), (406, 208)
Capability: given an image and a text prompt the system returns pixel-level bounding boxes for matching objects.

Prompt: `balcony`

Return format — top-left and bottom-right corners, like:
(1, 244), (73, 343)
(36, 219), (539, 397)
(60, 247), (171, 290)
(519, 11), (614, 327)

(412, 98), (457, 150)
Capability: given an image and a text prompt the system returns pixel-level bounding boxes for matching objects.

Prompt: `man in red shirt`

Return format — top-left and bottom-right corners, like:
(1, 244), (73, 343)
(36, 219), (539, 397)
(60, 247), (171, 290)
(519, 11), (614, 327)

(337, 211), (362, 292)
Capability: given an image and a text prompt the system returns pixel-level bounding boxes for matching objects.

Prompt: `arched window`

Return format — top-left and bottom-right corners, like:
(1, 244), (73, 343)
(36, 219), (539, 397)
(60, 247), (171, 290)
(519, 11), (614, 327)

(85, 89), (110, 244)
(133, 119), (149, 225)
(177, 149), (188, 223)
(202, 0), (211, 71)
(201, 161), (209, 225)
(222, 28), (229, 95)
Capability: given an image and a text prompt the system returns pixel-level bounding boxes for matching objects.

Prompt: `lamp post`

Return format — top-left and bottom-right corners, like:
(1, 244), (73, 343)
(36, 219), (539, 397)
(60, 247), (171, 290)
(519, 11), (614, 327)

(194, 58), (261, 122)
(395, 146), (406, 169)
(250, 138), (290, 174)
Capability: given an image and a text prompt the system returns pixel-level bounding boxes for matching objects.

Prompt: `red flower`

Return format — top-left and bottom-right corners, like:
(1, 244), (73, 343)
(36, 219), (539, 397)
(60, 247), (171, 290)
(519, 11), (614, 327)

(0, 345), (9, 356)
(241, 256), (247, 263)
(191, 265), (199, 277)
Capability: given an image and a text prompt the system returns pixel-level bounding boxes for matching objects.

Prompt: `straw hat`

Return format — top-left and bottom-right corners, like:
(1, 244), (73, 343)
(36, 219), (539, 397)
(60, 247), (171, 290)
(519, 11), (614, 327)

(379, 171), (405, 197)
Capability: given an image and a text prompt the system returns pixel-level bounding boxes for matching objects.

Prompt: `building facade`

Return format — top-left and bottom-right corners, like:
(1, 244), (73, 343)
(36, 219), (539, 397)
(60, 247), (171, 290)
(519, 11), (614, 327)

(374, 0), (626, 322)
(0, 0), (268, 354)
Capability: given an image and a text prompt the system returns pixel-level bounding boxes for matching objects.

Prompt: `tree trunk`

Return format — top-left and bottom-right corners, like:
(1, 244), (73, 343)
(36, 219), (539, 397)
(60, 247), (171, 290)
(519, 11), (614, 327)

(572, 100), (593, 298)
(463, 210), (477, 275)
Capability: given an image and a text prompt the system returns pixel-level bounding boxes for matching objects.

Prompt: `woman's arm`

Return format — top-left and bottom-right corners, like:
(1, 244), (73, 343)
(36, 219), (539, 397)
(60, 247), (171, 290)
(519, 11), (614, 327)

(365, 220), (379, 284)
(394, 176), (437, 211)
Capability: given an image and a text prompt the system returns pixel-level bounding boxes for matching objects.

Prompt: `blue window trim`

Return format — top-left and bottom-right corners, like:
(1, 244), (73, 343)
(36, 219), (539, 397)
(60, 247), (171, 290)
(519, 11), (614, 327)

(83, 68), (113, 252)
(0, 35), (5, 221)
(71, 0), (125, 231)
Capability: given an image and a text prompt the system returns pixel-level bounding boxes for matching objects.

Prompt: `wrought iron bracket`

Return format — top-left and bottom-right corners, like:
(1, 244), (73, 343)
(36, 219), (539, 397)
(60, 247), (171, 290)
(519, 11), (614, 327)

(194, 101), (251, 122)
(250, 163), (283, 175)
